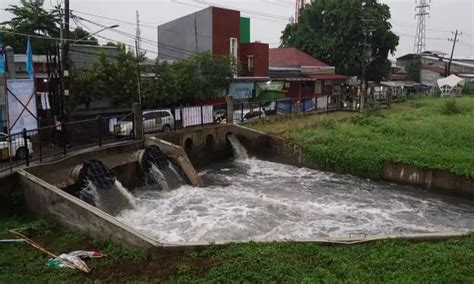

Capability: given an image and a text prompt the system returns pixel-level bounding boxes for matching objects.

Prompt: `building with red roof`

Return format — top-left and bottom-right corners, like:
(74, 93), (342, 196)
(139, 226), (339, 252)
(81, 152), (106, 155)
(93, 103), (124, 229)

(268, 48), (347, 99)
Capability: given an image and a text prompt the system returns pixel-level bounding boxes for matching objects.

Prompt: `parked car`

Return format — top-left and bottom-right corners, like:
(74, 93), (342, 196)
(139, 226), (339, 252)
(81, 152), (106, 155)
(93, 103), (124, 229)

(110, 110), (175, 136)
(213, 109), (227, 123)
(0, 132), (34, 159)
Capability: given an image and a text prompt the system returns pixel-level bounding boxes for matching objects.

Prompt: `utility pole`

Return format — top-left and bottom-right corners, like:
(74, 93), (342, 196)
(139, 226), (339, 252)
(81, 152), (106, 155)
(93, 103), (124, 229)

(447, 29), (461, 76)
(64, 0), (70, 98)
(135, 10), (142, 105)
(135, 40), (142, 105)
(360, 0), (374, 112)
(414, 0), (431, 54)
(59, 0), (70, 121)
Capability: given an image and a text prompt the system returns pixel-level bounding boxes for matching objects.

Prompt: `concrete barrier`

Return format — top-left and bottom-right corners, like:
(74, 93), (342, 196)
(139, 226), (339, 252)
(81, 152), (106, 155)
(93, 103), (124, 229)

(383, 162), (474, 196)
(18, 170), (161, 248)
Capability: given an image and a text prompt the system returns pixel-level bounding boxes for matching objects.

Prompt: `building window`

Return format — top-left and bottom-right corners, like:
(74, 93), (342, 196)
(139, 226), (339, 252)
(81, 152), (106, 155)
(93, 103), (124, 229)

(314, 80), (322, 93)
(230, 37), (238, 60)
(247, 55), (254, 72)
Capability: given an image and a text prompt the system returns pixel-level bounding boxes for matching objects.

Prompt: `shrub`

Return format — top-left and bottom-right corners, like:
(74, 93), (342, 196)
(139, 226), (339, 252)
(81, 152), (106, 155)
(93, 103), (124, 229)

(441, 98), (462, 115)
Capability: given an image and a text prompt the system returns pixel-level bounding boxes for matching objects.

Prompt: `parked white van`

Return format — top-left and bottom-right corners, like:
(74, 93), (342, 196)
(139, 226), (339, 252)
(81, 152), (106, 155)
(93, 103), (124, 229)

(110, 110), (175, 136)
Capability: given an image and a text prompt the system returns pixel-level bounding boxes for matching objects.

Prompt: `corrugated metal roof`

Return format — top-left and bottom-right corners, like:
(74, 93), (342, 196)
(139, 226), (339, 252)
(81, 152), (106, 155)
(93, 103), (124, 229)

(269, 48), (330, 68)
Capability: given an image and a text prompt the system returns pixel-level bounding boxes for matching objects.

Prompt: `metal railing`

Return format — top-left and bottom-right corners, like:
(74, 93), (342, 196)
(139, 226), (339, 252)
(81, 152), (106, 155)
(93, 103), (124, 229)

(0, 113), (134, 174)
(143, 103), (228, 134)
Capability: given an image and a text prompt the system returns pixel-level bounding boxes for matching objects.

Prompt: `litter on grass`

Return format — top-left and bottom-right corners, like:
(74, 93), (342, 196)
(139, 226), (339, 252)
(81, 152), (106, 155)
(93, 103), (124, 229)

(47, 251), (104, 271)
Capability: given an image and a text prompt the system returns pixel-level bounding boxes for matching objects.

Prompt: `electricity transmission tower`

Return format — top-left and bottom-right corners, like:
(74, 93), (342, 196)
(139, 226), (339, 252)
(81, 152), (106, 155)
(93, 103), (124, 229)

(414, 0), (431, 54)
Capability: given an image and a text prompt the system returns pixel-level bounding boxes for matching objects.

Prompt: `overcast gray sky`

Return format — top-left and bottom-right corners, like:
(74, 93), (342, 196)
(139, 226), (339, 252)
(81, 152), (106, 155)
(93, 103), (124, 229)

(1, 0), (473, 59)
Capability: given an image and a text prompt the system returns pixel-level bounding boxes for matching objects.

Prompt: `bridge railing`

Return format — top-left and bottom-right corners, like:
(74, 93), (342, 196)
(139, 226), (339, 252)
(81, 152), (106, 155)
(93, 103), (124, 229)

(0, 113), (135, 174)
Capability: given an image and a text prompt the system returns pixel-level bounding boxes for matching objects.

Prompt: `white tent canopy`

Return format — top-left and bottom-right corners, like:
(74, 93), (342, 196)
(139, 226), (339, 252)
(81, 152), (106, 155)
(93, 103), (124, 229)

(437, 75), (465, 95)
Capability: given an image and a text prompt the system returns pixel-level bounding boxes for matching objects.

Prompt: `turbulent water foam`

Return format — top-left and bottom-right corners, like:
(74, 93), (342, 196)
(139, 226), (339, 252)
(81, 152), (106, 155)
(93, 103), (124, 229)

(227, 134), (249, 160)
(81, 179), (136, 215)
(117, 158), (474, 244)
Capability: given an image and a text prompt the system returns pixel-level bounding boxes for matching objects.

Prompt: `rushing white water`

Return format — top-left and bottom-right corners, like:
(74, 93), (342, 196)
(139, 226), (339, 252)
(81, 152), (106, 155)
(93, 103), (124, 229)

(149, 164), (170, 191)
(79, 180), (101, 207)
(117, 158), (474, 244)
(168, 161), (184, 183)
(114, 180), (137, 208)
(79, 179), (136, 215)
(227, 134), (249, 160)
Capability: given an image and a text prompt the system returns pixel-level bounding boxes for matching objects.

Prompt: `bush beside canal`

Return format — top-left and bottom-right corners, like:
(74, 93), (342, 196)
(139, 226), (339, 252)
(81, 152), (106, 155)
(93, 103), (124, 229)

(248, 96), (474, 179)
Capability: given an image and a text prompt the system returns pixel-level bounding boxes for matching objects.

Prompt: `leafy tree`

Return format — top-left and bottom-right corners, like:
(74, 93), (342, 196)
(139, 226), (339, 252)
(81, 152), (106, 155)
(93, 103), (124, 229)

(143, 52), (233, 108)
(1, 0), (59, 53)
(406, 56), (421, 83)
(1, 0), (97, 53)
(70, 44), (139, 109)
(281, 0), (399, 82)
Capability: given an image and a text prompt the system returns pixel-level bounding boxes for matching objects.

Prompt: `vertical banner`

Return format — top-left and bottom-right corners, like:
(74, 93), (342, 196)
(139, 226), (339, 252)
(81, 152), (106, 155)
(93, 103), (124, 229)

(7, 79), (38, 134)
(0, 36), (5, 74)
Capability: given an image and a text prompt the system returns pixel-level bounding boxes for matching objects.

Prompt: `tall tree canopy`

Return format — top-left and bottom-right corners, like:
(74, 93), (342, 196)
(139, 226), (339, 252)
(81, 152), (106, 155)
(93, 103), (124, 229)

(281, 0), (399, 82)
(1, 0), (97, 53)
(142, 52), (234, 108)
(71, 51), (234, 110)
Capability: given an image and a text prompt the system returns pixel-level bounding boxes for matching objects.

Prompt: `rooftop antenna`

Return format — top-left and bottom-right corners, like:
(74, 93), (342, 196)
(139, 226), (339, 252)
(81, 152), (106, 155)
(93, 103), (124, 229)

(294, 0), (306, 23)
(414, 0), (431, 54)
(136, 10), (142, 56)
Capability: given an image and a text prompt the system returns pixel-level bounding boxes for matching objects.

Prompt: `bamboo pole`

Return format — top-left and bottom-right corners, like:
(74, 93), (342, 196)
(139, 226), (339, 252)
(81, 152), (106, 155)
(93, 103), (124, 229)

(9, 229), (91, 273)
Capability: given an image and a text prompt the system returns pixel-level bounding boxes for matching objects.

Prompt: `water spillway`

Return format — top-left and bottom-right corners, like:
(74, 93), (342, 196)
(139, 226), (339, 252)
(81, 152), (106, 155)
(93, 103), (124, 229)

(74, 159), (136, 215)
(116, 139), (474, 244)
(141, 146), (185, 190)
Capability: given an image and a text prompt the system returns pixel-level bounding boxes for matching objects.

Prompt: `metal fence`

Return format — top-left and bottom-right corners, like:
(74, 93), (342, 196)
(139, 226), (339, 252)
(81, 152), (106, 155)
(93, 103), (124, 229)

(143, 103), (228, 134)
(232, 95), (358, 124)
(0, 113), (134, 174)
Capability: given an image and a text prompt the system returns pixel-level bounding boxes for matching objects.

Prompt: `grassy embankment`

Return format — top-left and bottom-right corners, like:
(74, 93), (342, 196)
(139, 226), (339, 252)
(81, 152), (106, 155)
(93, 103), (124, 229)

(0, 218), (473, 282)
(248, 96), (474, 179)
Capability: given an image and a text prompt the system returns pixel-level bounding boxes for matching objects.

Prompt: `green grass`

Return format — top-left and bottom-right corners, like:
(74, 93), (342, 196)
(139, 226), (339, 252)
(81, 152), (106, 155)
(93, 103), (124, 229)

(1, 218), (474, 282)
(248, 96), (474, 179)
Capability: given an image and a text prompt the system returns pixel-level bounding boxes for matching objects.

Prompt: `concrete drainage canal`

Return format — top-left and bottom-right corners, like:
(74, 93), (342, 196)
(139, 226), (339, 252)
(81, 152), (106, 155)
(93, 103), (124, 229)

(22, 135), (474, 246)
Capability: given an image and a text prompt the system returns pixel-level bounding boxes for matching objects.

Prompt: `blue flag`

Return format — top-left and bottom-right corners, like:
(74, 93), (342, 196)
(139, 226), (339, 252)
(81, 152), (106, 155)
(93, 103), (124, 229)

(26, 37), (34, 80)
(0, 36), (5, 74)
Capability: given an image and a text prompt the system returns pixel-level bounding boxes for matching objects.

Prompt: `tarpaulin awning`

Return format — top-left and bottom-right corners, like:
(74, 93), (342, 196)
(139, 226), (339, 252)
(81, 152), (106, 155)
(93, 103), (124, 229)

(437, 74), (465, 95)
(437, 74), (465, 88)
(229, 82), (255, 99)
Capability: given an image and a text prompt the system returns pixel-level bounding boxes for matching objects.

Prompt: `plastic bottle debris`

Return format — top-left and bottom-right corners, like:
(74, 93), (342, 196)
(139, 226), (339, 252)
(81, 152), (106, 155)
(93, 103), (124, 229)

(0, 239), (27, 243)
(47, 251), (104, 271)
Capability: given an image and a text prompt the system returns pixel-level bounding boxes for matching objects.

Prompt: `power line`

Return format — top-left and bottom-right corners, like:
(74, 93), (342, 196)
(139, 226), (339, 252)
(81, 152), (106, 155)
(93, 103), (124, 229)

(0, 29), (99, 43)
(74, 15), (198, 57)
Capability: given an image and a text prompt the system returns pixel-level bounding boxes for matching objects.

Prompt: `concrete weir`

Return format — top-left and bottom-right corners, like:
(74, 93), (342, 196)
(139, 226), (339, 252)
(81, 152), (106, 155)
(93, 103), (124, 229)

(6, 124), (474, 248)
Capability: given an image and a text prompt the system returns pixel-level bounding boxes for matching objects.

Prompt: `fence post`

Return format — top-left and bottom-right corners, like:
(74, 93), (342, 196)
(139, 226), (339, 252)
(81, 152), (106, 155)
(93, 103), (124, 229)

(22, 128), (29, 166)
(302, 99), (306, 113)
(258, 101), (262, 118)
(39, 137), (43, 163)
(200, 105), (204, 127)
(240, 102), (244, 123)
(173, 107), (177, 131)
(97, 115), (102, 147)
(225, 96), (234, 125)
(132, 103), (143, 141)
(275, 99), (278, 115)
(62, 122), (67, 156)
(289, 99), (293, 115)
